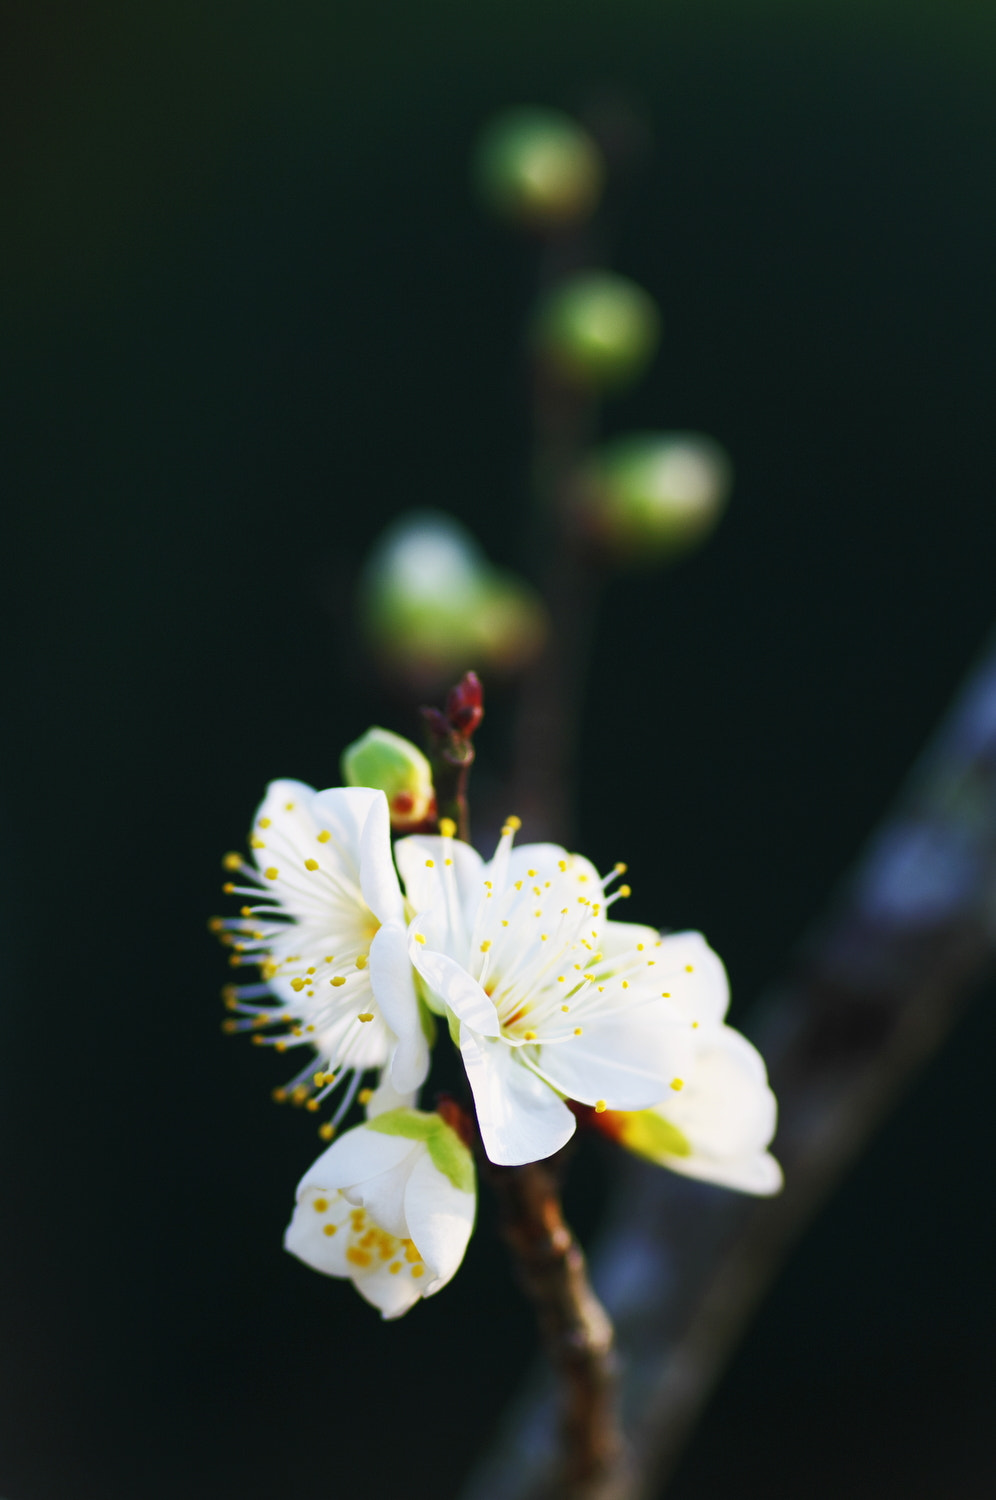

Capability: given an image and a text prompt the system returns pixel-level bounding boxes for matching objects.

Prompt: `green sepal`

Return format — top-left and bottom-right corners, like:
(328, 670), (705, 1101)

(366, 1109), (475, 1194)
(618, 1109), (692, 1162)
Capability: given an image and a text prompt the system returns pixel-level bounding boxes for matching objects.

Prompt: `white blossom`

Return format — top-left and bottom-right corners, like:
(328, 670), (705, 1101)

(397, 818), (715, 1167)
(284, 1105), (476, 1318)
(218, 780), (427, 1126)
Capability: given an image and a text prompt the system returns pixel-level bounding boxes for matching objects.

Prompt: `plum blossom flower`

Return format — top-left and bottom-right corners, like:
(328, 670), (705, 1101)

(284, 1104), (476, 1318)
(397, 817), (715, 1167)
(217, 780), (427, 1128)
(598, 1023), (781, 1194)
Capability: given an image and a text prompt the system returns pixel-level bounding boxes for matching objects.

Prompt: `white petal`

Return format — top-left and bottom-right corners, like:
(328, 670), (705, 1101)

(597, 919), (662, 959)
(664, 1025), (777, 1158)
(532, 1006), (695, 1111)
(296, 1123), (415, 1197)
(460, 1029), (576, 1166)
(344, 1153), (420, 1239)
(504, 843), (600, 887)
(358, 790), (405, 925)
(284, 1188), (354, 1276)
(662, 1148), (783, 1196)
(354, 1258), (425, 1319)
(402, 1149), (476, 1293)
(410, 939), (501, 1038)
(653, 932), (730, 1024)
(369, 922), (429, 1092)
(309, 785), (381, 867)
(395, 835), (484, 921)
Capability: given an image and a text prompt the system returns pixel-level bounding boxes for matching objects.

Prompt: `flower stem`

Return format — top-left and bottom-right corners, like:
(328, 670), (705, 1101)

(486, 1156), (623, 1496)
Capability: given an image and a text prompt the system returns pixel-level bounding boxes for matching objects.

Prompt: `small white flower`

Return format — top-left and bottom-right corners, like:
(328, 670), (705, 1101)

(219, 780), (427, 1124)
(600, 1023), (782, 1195)
(284, 1106), (476, 1318)
(396, 818), (709, 1167)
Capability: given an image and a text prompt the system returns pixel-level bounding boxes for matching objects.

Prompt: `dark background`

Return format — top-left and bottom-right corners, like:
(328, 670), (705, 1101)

(3, 2), (996, 1496)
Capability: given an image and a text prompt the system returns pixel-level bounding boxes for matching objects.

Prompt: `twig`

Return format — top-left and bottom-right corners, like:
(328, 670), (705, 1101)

(486, 1157), (622, 1498)
(460, 630), (996, 1499)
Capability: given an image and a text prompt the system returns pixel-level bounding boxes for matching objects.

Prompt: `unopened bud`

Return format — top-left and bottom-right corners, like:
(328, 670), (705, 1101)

(473, 106), (605, 231)
(531, 271), (660, 392)
(341, 727), (436, 830)
(359, 511), (546, 689)
(578, 433), (731, 564)
(446, 671), (484, 736)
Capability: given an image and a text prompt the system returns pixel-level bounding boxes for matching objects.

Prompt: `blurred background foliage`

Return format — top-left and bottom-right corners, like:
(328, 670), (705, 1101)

(3, 1), (996, 1496)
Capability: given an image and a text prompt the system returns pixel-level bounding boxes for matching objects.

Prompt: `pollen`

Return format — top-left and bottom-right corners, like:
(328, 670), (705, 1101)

(621, 981), (629, 990)
(574, 1027), (583, 1036)
(692, 1021), (699, 1029)
(314, 1072), (326, 1087)
(480, 940), (491, 952)
(317, 829), (331, 843)
(594, 1100), (607, 1114)
(264, 867), (279, 880)
(662, 992), (671, 998)
(319, 1123), (335, 1140)
(561, 1004), (570, 1012)
(636, 943), (645, 952)
(285, 801), (295, 811)
(414, 933), (426, 945)
(558, 860), (567, 871)
(445, 858), (453, 866)
(404, 1242), (421, 1263)
(504, 814), (522, 831)
(355, 953), (368, 970)
(305, 858), (319, 871)
(411, 1264), (425, 1278)
(523, 1030), (536, 1041)
(425, 859), (435, 868)
(389, 1261), (402, 1274)
(313, 1198), (329, 1213)
(670, 1077), (684, 1092)
(330, 976), (346, 987)
(250, 835), (265, 849)
(358, 1088), (373, 1105)
(322, 1224), (337, 1237)
(685, 965), (694, 973)
(346, 1248), (371, 1267)
(290, 978), (306, 992)
(438, 817), (457, 839)
(357, 1012), (374, 1023)
(222, 852), (242, 870)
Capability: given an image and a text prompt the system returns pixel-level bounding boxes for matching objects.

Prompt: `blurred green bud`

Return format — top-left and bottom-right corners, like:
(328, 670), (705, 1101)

(473, 106), (605, 230)
(359, 512), (547, 691)
(578, 432), (732, 564)
(341, 727), (436, 830)
(531, 271), (661, 392)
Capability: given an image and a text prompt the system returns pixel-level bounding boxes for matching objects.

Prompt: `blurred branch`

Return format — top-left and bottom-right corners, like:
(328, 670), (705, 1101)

(461, 628), (996, 1499)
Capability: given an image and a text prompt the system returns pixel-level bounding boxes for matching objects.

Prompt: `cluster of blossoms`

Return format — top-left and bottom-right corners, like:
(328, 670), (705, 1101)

(215, 734), (780, 1319)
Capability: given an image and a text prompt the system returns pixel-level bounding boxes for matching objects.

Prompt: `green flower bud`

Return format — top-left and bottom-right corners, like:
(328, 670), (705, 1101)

(359, 512), (547, 690)
(531, 271), (661, 392)
(341, 727), (436, 830)
(579, 432), (732, 564)
(473, 106), (605, 230)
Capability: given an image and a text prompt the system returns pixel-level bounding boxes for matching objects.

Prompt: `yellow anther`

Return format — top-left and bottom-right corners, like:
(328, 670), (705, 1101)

(313, 1197), (329, 1213)
(290, 978), (306, 993)
(558, 860), (567, 872)
(223, 993), (238, 1012)
(389, 1262), (402, 1274)
(437, 817), (456, 838)
(291, 1026), (303, 1038)
(222, 881), (235, 895)
(527, 869), (537, 878)
(317, 829), (331, 843)
(358, 1088), (374, 1106)
(621, 981), (629, 990)
(502, 920), (509, 927)
(662, 991), (671, 997)
(271, 1087), (287, 1103)
(264, 867), (279, 881)
(523, 1030), (537, 1041)
(425, 859), (435, 868)
(221, 1019), (237, 1033)
(411, 1264), (425, 1278)
(306, 966), (316, 974)
(258, 816), (272, 829)
(561, 1004), (570, 1013)
(691, 1021), (699, 1029)
(347, 1248), (371, 1268)
(480, 940), (492, 952)
(330, 976), (346, 987)
(515, 880), (523, 891)
(445, 858), (453, 866)
(561, 907), (569, 915)
(414, 933), (426, 945)
(291, 1085), (308, 1105)
(594, 1099), (607, 1114)
(685, 964), (694, 973)
(358, 1012), (374, 1023)
(314, 1072), (326, 1087)
(322, 1224), (337, 1237)
(208, 916), (224, 933)
(319, 1123), (335, 1140)
(306, 1099), (319, 1112)
(636, 943), (645, 952)
(222, 852), (242, 870)
(541, 934), (549, 941)
(557, 976), (566, 983)
(404, 1242), (421, 1263)
(534, 910), (542, 918)
(305, 858), (319, 871)
(250, 835), (265, 849)
(240, 906), (253, 917)
(355, 954), (368, 970)
(670, 1078), (684, 1092)
(574, 1027), (583, 1036)
(285, 801), (295, 811)
(324, 955), (335, 963)
(618, 885), (631, 898)
(505, 815), (522, 830)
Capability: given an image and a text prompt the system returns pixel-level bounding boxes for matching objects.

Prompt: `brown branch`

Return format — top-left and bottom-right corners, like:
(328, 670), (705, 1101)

(486, 1157), (622, 1498)
(461, 630), (996, 1500)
